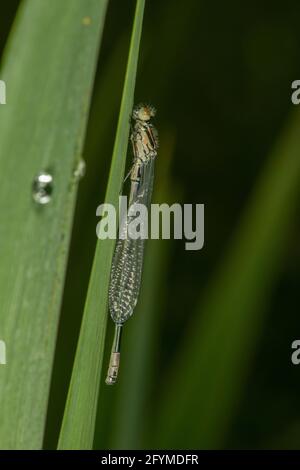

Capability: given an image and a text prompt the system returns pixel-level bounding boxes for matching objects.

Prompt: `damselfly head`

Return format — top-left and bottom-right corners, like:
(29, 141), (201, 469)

(133, 103), (156, 121)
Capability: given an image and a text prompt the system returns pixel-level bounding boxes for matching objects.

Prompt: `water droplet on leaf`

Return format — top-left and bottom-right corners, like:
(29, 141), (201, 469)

(73, 159), (86, 181)
(32, 171), (53, 205)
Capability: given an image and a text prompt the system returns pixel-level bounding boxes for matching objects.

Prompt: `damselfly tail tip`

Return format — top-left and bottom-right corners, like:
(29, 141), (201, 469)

(105, 351), (120, 386)
(105, 375), (116, 386)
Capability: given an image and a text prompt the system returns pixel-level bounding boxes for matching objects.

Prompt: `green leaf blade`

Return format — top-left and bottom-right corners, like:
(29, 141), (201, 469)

(0, 0), (108, 450)
(58, 0), (145, 450)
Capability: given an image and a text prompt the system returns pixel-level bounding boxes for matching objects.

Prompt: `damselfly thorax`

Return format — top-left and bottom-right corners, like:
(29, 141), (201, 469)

(131, 120), (158, 163)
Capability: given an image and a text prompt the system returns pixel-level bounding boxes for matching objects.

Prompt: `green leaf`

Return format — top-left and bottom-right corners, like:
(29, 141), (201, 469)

(58, 0), (145, 450)
(42, 30), (130, 450)
(0, 0), (108, 449)
(156, 112), (300, 448)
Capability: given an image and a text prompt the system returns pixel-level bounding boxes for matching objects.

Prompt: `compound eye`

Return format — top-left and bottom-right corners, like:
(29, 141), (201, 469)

(148, 105), (156, 118)
(132, 108), (139, 119)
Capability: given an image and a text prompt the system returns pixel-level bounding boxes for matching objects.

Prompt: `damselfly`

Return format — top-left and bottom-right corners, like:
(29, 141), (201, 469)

(105, 104), (158, 385)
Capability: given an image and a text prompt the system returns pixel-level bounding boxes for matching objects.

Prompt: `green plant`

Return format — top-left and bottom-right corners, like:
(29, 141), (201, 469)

(0, 0), (108, 449)
(58, 0), (145, 450)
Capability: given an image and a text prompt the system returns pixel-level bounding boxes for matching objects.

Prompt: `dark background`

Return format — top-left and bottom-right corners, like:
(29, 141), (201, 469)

(1, 0), (300, 449)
